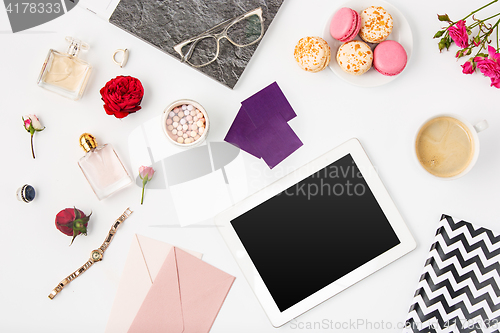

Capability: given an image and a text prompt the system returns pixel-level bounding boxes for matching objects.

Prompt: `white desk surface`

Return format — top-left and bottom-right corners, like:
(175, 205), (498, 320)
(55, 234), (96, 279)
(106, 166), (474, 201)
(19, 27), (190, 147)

(1, 0), (500, 332)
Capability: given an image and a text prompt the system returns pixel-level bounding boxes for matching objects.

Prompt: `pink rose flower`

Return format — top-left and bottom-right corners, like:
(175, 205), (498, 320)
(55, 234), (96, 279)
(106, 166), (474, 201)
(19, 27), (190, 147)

(488, 45), (500, 62)
(447, 20), (469, 49)
(474, 46), (500, 87)
(491, 78), (500, 88)
(461, 60), (475, 74)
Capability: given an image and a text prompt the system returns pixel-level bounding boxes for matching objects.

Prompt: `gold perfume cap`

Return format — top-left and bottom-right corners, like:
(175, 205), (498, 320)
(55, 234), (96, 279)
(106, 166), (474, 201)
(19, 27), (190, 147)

(79, 133), (97, 152)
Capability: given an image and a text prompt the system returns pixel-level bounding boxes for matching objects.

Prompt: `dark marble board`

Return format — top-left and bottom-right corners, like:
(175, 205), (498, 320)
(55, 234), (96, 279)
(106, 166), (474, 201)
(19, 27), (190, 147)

(109, 0), (284, 88)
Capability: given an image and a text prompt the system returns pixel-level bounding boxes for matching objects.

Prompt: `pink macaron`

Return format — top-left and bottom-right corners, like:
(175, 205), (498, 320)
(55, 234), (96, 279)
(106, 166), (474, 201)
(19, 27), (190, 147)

(373, 40), (407, 76)
(330, 7), (361, 42)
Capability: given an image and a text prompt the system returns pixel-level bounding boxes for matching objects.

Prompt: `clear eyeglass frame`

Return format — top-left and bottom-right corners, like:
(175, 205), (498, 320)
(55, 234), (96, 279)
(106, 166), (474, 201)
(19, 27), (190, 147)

(173, 7), (265, 68)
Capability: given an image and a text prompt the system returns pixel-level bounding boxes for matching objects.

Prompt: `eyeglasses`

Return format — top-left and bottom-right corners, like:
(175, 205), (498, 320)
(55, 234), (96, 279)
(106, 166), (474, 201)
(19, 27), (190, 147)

(173, 7), (264, 68)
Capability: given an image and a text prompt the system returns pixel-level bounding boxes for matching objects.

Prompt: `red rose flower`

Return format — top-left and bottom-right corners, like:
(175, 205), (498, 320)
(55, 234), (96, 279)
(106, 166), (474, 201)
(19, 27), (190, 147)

(100, 76), (144, 119)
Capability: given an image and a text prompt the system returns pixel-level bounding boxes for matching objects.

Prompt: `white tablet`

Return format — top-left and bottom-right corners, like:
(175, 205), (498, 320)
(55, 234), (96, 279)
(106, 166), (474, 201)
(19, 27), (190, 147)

(215, 138), (416, 327)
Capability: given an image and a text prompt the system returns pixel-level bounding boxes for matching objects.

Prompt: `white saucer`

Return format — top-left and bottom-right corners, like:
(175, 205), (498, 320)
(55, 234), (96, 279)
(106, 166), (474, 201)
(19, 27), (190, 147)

(323, 0), (413, 87)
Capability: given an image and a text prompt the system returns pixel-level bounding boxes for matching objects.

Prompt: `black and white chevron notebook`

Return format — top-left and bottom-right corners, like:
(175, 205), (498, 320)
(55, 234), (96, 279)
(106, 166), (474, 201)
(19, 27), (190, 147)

(403, 215), (500, 333)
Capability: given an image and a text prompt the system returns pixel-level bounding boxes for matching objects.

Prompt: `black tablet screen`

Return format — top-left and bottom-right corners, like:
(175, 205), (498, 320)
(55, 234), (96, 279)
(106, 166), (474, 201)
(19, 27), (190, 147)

(230, 153), (400, 312)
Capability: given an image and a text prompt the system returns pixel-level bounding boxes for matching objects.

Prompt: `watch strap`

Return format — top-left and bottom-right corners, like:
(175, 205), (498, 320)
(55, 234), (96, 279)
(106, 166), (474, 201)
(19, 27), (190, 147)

(48, 208), (132, 300)
(99, 207), (132, 253)
(48, 259), (94, 300)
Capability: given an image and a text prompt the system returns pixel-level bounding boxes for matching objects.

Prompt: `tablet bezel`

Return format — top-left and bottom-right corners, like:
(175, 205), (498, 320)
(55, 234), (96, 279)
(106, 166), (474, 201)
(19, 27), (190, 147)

(215, 138), (416, 327)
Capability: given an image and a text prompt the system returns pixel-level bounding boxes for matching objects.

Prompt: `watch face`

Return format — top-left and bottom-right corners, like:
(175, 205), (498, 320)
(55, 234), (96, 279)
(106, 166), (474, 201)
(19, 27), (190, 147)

(91, 250), (103, 261)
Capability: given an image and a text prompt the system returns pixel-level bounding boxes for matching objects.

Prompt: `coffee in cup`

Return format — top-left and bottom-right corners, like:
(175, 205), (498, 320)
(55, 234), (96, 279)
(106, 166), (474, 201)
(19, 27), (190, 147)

(415, 115), (488, 179)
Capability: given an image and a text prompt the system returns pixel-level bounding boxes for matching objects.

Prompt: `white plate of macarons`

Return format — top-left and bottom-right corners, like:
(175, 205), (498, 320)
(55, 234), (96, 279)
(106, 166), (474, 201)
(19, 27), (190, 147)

(322, 0), (413, 87)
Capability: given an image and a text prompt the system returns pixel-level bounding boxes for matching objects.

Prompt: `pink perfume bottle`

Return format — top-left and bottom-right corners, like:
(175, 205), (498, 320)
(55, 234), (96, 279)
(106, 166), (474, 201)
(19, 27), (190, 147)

(78, 134), (132, 200)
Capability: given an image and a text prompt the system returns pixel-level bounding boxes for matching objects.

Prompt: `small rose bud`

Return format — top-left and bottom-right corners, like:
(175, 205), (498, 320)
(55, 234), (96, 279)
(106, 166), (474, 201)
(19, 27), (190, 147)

(22, 114), (45, 159)
(438, 37), (451, 52)
(139, 166), (155, 205)
(461, 59), (476, 74)
(29, 115), (44, 131)
(437, 14), (451, 22)
(444, 37), (452, 49)
(433, 30), (445, 38)
(473, 36), (481, 46)
(55, 207), (92, 246)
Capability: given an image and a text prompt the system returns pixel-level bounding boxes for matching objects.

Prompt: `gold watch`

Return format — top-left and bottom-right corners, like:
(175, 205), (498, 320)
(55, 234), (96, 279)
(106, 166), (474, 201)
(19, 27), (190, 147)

(48, 208), (133, 299)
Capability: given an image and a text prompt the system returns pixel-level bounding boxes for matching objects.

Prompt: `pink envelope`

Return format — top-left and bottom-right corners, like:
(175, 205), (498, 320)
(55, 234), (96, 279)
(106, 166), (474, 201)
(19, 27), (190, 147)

(128, 247), (235, 333)
(105, 235), (203, 333)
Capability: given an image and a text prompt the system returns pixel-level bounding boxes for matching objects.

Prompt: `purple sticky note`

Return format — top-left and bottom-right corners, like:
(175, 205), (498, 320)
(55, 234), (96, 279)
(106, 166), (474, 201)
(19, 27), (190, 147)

(224, 106), (262, 158)
(224, 82), (302, 168)
(245, 113), (303, 169)
(241, 82), (297, 126)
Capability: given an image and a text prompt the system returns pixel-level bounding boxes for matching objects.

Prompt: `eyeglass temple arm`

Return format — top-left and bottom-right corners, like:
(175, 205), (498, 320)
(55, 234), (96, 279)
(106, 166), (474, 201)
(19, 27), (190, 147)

(180, 39), (202, 63)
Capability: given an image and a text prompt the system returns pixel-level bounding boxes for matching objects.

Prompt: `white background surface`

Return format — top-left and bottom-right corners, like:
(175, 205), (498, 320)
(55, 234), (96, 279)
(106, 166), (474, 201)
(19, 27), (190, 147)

(1, 0), (500, 332)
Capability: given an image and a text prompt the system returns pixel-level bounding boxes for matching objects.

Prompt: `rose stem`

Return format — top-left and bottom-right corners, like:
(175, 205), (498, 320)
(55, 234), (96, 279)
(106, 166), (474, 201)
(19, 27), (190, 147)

(464, 0), (498, 21)
(31, 134), (35, 159)
(141, 184), (145, 205)
(470, 12), (500, 29)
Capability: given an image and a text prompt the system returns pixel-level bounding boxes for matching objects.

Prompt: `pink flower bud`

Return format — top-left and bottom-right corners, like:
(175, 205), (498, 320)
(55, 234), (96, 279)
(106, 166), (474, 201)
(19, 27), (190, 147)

(461, 60), (475, 74)
(139, 166), (155, 181)
(23, 118), (31, 130)
(29, 114), (44, 130)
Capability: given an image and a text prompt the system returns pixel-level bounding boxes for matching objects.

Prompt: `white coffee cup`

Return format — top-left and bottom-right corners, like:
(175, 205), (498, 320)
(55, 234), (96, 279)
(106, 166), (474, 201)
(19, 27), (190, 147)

(414, 114), (488, 180)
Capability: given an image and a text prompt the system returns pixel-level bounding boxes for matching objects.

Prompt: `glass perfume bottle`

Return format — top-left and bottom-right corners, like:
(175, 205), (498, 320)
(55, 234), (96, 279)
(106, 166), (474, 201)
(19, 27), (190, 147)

(78, 133), (132, 200)
(37, 37), (92, 101)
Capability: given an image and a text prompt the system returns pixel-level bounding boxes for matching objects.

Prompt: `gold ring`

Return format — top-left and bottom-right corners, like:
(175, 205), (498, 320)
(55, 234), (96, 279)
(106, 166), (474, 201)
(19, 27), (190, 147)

(112, 49), (129, 68)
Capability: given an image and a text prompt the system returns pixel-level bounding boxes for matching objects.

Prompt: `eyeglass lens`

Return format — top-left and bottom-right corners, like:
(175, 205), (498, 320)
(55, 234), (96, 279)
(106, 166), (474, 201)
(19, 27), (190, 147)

(181, 37), (218, 67)
(182, 13), (263, 67)
(226, 13), (263, 46)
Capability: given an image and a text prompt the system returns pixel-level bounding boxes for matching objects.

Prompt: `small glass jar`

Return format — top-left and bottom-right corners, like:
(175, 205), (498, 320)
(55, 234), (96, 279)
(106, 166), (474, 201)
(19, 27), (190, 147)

(161, 99), (210, 148)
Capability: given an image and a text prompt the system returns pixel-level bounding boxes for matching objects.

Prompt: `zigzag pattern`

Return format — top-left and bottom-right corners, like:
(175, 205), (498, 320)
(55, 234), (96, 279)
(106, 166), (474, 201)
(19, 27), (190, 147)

(403, 215), (500, 333)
